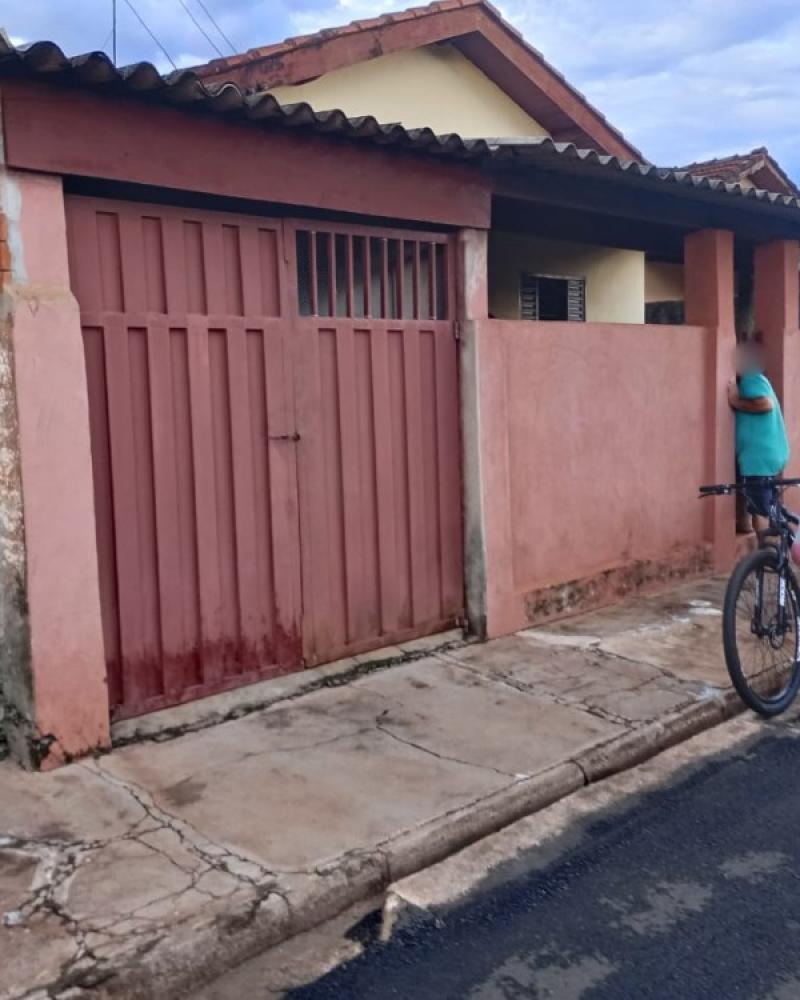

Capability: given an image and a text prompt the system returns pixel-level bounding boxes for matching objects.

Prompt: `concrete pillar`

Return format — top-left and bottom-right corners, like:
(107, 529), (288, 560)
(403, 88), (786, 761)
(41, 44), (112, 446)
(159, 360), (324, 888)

(0, 168), (109, 767)
(684, 228), (736, 570)
(753, 240), (800, 468)
(457, 228), (489, 637)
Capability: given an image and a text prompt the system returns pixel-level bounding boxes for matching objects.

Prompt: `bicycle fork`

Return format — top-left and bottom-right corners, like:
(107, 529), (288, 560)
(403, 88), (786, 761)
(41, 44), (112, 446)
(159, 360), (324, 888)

(753, 568), (790, 641)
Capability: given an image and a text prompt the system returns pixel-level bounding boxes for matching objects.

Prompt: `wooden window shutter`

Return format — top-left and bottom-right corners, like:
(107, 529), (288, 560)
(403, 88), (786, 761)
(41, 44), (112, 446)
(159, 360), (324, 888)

(520, 273), (538, 320)
(566, 278), (586, 322)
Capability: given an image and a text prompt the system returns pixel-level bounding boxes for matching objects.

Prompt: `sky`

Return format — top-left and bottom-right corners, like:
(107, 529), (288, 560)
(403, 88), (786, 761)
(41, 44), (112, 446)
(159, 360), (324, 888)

(2, 0), (800, 178)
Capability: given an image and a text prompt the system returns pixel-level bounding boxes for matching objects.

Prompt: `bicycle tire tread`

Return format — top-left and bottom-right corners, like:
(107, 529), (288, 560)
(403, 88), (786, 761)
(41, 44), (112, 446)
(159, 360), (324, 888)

(722, 548), (800, 717)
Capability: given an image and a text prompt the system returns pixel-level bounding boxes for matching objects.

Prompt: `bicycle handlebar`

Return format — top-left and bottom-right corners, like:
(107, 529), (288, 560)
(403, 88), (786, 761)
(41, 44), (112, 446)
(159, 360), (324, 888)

(699, 477), (800, 497)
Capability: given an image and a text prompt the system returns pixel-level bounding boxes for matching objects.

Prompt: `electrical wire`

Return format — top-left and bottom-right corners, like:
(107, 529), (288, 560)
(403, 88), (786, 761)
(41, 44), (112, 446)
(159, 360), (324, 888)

(176, 0), (225, 58)
(122, 0), (178, 71)
(193, 0), (237, 54)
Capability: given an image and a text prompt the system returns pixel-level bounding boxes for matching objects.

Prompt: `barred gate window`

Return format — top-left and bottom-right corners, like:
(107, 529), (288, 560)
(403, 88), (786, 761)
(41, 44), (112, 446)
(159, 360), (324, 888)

(296, 228), (449, 320)
(520, 273), (586, 322)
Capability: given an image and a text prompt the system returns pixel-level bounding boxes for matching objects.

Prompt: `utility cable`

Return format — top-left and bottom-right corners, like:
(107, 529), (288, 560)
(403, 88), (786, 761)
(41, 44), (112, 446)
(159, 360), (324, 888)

(176, 0), (225, 58)
(122, 0), (178, 71)
(193, 0), (237, 54)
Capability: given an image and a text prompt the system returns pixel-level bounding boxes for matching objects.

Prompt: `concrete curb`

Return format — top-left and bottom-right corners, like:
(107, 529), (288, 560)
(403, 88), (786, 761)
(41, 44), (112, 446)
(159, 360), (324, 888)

(101, 691), (746, 999)
(381, 762), (585, 883)
(574, 689), (741, 783)
(380, 690), (747, 942)
(381, 710), (765, 942)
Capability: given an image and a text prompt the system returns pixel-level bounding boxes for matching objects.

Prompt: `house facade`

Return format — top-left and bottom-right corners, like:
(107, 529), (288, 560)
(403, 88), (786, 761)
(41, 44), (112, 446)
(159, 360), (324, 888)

(1, 0), (800, 768)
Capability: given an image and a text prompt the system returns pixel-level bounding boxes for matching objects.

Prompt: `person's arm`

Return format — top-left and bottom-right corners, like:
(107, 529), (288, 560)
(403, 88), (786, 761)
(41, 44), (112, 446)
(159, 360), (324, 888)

(728, 378), (774, 413)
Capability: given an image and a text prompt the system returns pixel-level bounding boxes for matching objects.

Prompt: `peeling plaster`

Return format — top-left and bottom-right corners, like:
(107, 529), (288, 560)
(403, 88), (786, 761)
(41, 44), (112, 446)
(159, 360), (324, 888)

(0, 286), (32, 762)
(0, 96), (27, 284)
(0, 105), (34, 765)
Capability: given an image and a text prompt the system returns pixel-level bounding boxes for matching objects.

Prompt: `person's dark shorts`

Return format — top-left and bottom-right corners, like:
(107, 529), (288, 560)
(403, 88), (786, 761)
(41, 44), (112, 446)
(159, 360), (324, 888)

(741, 477), (778, 518)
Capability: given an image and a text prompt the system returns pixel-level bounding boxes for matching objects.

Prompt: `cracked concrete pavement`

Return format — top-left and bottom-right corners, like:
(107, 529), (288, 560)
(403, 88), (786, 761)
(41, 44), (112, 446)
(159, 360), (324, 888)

(0, 577), (741, 999)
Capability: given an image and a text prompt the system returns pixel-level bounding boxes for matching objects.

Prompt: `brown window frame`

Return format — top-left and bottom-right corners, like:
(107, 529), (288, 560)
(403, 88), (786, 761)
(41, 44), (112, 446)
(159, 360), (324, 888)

(519, 271), (586, 322)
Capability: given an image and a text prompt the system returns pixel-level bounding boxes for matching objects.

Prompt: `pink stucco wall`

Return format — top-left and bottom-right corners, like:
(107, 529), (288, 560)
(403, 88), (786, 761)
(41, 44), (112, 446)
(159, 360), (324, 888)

(476, 319), (715, 635)
(6, 169), (109, 764)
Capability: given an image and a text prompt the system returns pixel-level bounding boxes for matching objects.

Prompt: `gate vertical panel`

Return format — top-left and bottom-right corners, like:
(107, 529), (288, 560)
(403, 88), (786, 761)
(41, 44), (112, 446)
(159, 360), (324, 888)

(168, 327), (202, 682)
(82, 324), (122, 707)
(227, 319), (261, 673)
(369, 325), (403, 636)
(435, 327), (464, 617)
(401, 325), (428, 627)
(186, 319), (224, 687)
(388, 328), (413, 629)
(147, 317), (186, 699)
(317, 326), (348, 652)
(334, 322), (369, 643)
(269, 225), (304, 658)
(102, 313), (151, 707)
(292, 314), (333, 662)
(353, 328), (381, 637)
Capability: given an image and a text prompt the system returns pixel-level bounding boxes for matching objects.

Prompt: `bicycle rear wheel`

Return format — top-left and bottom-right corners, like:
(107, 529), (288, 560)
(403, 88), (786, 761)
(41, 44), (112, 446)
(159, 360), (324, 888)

(722, 548), (800, 716)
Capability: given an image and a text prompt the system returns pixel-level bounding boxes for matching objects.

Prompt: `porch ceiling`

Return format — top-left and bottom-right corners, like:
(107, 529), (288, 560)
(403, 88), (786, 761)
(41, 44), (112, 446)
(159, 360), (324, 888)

(491, 197), (689, 261)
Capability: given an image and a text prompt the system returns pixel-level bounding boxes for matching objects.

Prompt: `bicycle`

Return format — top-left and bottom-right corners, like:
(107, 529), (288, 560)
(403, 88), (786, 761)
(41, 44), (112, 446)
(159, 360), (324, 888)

(699, 477), (800, 716)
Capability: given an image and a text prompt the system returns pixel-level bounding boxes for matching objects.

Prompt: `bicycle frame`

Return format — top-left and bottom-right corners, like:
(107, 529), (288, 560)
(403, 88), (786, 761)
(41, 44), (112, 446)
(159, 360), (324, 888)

(699, 478), (800, 559)
(699, 477), (800, 639)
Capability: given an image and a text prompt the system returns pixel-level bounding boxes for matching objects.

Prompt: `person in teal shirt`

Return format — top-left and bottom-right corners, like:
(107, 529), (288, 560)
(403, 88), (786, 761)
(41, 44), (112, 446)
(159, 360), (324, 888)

(728, 337), (790, 533)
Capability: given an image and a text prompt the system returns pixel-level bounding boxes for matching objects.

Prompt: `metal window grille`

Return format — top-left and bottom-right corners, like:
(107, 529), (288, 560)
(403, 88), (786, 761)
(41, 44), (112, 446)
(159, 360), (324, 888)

(565, 278), (586, 322)
(296, 228), (449, 320)
(520, 272), (539, 320)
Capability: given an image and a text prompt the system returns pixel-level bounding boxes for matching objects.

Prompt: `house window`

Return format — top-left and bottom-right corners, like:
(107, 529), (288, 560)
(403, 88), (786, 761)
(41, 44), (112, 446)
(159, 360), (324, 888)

(645, 300), (685, 325)
(520, 273), (586, 322)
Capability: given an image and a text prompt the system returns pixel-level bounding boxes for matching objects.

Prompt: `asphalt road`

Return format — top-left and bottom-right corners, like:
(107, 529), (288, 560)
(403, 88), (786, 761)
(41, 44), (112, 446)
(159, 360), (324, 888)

(285, 724), (800, 1000)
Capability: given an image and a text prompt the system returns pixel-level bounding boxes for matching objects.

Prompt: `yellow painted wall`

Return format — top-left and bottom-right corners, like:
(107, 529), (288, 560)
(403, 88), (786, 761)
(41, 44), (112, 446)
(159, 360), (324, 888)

(489, 233), (645, 324)
(646, 261), (684, 302)
(269, 44), (548, 137)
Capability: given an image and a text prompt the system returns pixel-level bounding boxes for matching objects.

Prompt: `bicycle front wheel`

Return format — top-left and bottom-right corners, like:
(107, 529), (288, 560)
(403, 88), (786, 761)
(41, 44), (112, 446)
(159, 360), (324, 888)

(723, 548), (800, 716)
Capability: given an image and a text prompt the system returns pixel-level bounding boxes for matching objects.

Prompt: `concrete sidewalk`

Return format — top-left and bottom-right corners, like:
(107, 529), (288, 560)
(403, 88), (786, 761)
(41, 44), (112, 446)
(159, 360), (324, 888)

(1, 576), (741, 1000)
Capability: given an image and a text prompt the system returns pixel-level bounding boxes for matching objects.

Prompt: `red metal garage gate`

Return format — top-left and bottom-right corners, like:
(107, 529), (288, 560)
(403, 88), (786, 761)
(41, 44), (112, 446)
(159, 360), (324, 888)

(65, 197), (463, 719)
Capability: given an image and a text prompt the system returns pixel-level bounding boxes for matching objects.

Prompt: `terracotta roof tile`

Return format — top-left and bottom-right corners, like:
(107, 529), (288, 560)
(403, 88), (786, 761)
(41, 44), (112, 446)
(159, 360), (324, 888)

(203, 0), (485, 76)
(680, 148), (799, 197)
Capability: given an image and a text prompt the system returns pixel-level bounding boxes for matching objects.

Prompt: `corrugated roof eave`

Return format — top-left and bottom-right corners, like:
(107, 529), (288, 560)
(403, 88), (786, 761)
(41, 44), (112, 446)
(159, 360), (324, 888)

(1, 38), (799, 217)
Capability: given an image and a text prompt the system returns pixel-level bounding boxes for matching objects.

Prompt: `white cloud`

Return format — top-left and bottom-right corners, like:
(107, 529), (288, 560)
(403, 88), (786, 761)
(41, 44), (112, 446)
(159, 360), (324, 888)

(497, 0), (800, 176)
